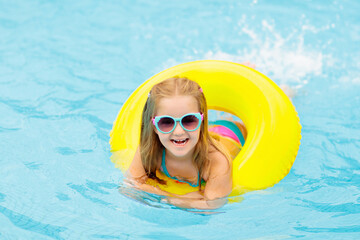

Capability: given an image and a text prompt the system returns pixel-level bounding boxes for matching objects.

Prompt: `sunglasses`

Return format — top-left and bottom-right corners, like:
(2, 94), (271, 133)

(152, 113), (204, 134)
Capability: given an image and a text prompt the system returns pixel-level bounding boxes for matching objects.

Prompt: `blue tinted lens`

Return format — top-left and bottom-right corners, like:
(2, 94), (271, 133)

(157, 117), (175, 133)
(181, 114), (200, 130)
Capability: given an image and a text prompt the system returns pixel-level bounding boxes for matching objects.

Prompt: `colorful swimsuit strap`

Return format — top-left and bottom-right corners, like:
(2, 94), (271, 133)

(161, 149), (200, 187)
(209, 120), (245, 146)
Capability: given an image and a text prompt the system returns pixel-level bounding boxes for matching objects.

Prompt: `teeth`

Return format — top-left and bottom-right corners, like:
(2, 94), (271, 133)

(172, 139), (188, 145)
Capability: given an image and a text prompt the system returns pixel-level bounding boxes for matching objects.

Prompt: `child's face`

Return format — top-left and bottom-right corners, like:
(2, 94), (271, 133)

(155, 95), (201, 159)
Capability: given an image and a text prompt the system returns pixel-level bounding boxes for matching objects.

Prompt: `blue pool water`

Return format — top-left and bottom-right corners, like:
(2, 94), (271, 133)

(1, 0), (359, 239)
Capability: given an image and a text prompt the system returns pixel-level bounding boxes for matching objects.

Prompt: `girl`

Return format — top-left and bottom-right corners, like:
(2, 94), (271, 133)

(127, 77), (246, 209)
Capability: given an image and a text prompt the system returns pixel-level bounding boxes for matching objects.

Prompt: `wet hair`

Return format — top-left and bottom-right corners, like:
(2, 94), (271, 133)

(140, 77), (230, 190)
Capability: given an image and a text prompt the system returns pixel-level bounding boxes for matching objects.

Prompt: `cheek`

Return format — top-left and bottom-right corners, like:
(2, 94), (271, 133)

(157, 132), (168, 144)
(191, 129), (201, 141)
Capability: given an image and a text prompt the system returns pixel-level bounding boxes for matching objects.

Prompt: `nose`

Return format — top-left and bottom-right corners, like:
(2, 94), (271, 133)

(172, 121), (185, 135)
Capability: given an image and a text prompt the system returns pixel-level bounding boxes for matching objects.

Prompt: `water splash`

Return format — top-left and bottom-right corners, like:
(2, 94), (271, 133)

(203, 19), (330, 87)
(161, 17), (333, 90)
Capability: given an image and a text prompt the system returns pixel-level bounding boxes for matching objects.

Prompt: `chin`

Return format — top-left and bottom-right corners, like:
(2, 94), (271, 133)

(165, 140), (196, 158)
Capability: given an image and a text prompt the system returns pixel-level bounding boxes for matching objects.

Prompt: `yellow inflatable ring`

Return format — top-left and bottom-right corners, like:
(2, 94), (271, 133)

(110, 60), (301, 195)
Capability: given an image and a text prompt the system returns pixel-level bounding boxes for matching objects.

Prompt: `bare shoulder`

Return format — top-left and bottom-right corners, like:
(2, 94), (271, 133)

(128, 147), (146, 179)
(128, 147), (162, 178)
(207, 145), (231, 176)
(203, 145), (233, 200)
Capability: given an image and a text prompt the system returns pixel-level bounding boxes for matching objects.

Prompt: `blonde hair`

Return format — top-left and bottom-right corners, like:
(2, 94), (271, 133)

(140, 77), (230, 189)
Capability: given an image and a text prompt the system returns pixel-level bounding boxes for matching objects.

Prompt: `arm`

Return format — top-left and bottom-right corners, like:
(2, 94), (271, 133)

(203, 151), (232, 200)
(128, 148), (232, 209)
(126, 147), (170, 196)
(165, 151), (232, 210)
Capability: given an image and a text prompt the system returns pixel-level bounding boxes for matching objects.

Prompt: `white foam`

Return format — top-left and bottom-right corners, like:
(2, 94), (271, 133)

(162, 20), (334, 89)
(339, 75), (360, 85)
(203, 20), (330, 87)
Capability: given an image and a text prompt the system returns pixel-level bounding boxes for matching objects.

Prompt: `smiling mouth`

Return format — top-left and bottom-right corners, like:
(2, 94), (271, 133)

(171, 138), (189, 146)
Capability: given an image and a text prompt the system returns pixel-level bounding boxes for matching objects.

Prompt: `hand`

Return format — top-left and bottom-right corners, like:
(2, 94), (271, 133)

(163, 197), (194, 209)
(161, 196), (227, 210)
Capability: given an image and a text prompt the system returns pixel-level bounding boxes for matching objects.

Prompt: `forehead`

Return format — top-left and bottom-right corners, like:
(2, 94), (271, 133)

(156, 95), (199, 117)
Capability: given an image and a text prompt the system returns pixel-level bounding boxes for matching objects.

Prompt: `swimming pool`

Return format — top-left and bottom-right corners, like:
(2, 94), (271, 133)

(1, 0), (359, 239)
